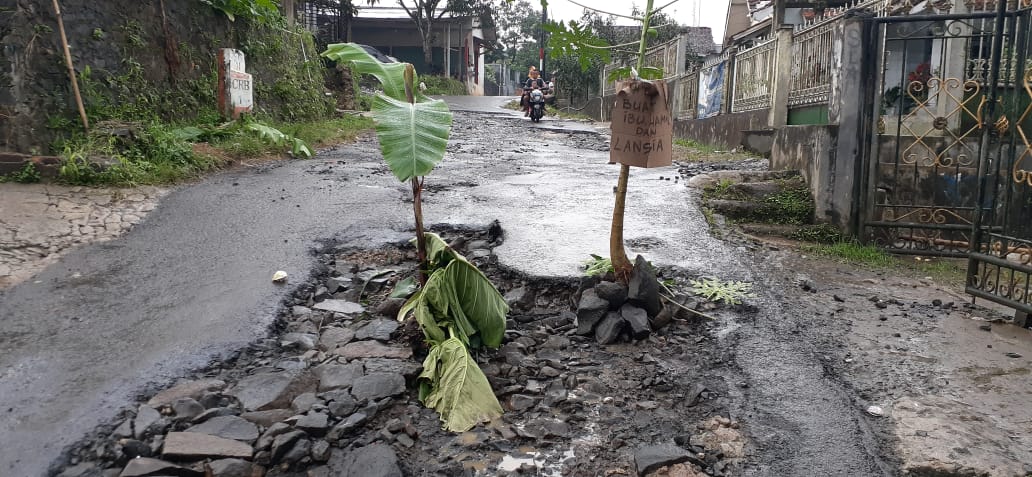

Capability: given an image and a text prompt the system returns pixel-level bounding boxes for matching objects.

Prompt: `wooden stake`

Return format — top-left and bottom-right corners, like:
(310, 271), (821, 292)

(51, 0), (89, 132)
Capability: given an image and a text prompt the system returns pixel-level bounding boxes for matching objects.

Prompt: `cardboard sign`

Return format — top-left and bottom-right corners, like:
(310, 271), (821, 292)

(217, 49), (254, 119)
(610, 80), (673, 168)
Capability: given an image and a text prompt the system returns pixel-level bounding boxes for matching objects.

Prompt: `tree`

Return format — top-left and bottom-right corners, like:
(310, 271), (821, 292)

(302, 0), (380, 43)
(544, 0), (662, 282)
(398, 0), (488, 72)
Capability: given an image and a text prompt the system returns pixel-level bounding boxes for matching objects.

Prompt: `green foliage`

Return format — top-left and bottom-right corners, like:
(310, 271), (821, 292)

(57, 125), (218, 186)
(762, 187), (814, 225)
(274, 115), (374, 147)
(199, 0), (283, 25)
(803, 241), (897, 268)
(802, 242), (967, 284)
(419, 76), (468, 95)
(356, 93), (374, 111)
(584, 254), (614, 277)
(243, 122), (313, 158)
(788, 224), (844, 244)
(91, 28), (106, 41)
(327, 43), (502, 431)
(689, 277), (756, 305)
(390, 276), (420, 298)
(0, 162), (42, 184)
(324, 43), (453, 182)
(605, 65), (663, 82)
(120, 19), (146, 48)
(673, 138), (719, 153)
(703, 178), (742, 200)
(418, 337), (504, 433)
(323, 43), (411, 100)
(401, 233), (508, 431)
(372, 95), (452, 181)
(545, 20), (610, 72)
(75, 63), (220, 126)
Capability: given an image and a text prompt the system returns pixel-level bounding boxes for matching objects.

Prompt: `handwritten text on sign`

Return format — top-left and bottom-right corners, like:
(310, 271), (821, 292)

(609, 80), (673, 168)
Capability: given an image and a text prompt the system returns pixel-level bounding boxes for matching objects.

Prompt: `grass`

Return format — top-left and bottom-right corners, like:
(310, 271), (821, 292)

(554, 108), (594, 121)
(703, 178), (814, 225)
(788, 223), (844, 244)
(56, 116), (373, 186)
(703, 178), (745, 201)
(760, 186), (814, 225)
(674, 137), (719, 154)
(803, 241), (968, 285)
(672, 137), (758, 163)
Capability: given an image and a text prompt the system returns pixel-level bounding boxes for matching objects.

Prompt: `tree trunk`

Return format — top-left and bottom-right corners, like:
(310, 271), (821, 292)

(421, 20), (434, 71)
(412, 178), (428, 285)
(610, 164), (632, 282)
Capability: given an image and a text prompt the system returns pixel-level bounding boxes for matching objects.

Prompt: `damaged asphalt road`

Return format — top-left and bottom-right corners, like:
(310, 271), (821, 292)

(3, 96), (904, 476)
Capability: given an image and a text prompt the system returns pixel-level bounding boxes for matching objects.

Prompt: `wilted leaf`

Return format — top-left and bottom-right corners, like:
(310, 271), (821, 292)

(420, 337), (503, 432)
(422, 232), (457, 268)
(389, 276), (419, 299)
(444, 257), (508, 348)
(170, 126), (205, 141)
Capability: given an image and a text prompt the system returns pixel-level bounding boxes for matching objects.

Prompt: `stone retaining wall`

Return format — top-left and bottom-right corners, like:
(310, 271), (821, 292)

(0, 0), (332, 154)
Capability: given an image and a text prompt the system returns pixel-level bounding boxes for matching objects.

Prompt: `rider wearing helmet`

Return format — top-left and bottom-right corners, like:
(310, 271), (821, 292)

(521, 67), (547, 117)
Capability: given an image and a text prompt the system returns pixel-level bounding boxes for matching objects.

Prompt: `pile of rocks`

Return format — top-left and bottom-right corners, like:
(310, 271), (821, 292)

(57, 258), (425, 477)
(574, 255), (694, 345)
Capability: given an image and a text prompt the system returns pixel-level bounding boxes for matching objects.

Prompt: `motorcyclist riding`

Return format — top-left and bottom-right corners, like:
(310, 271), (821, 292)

(521, 67), (547, 117)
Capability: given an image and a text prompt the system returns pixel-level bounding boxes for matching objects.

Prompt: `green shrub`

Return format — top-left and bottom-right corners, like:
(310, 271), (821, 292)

(0, 162), (42, 183)
(420, 76), (468, 96)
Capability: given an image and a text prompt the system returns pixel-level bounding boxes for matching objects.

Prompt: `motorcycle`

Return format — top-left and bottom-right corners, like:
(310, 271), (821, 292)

(528, 87), (546, 123)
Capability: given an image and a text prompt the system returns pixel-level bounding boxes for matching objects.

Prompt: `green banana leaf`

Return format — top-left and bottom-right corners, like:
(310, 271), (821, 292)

(389, 276), (419, 299)
(443, 257), (508, 348)
(321, 43), (453, 182)
(398, 234), (508, 348)
(372, 94), (452, 182)
(419, 337), (503, 432)
(423, 232), (457, 268)
(321, 43), (409, 100)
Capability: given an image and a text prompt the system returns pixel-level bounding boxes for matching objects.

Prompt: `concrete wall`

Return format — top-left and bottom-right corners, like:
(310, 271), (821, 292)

(770, 125), (856, 228)
(672, 109), (768, 150)
(0, 0), (330, 154)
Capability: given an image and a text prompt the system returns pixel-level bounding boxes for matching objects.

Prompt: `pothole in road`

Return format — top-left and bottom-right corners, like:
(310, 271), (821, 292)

(56, 224), (753, 477)
(422, 181), (478, 194)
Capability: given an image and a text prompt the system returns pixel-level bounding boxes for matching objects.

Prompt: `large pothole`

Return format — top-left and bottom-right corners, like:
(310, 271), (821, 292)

(55, 224), (750, 477)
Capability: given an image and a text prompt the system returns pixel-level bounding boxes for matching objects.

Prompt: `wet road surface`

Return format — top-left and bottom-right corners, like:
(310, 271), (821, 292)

(0, 96), (887, 475)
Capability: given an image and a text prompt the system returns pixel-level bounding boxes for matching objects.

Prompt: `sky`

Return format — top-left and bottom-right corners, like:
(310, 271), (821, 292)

(545, 0), (731, 44)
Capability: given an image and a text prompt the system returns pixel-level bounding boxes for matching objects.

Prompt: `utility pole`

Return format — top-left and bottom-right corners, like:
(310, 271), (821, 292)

(539, 6), (547, 73)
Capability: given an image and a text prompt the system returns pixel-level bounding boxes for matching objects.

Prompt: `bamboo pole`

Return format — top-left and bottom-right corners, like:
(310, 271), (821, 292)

(51, 0), (89, 132)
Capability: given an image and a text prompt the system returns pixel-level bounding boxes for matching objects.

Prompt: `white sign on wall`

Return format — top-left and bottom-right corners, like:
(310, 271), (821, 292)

(218, 48), (254, 119)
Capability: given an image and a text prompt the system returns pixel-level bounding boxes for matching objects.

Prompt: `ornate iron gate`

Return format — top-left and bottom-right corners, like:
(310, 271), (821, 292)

(967, 5), (1032, 316)
(861, 3), (1032, 319)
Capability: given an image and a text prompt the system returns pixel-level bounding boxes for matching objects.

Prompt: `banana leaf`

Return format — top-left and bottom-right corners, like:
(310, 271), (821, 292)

(322, 43), (452, 182)
(442, 257), (508, 348)
(321, 43), (410, 101)
(372, 94), (452, 182)
(419, 337), (503, 432)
